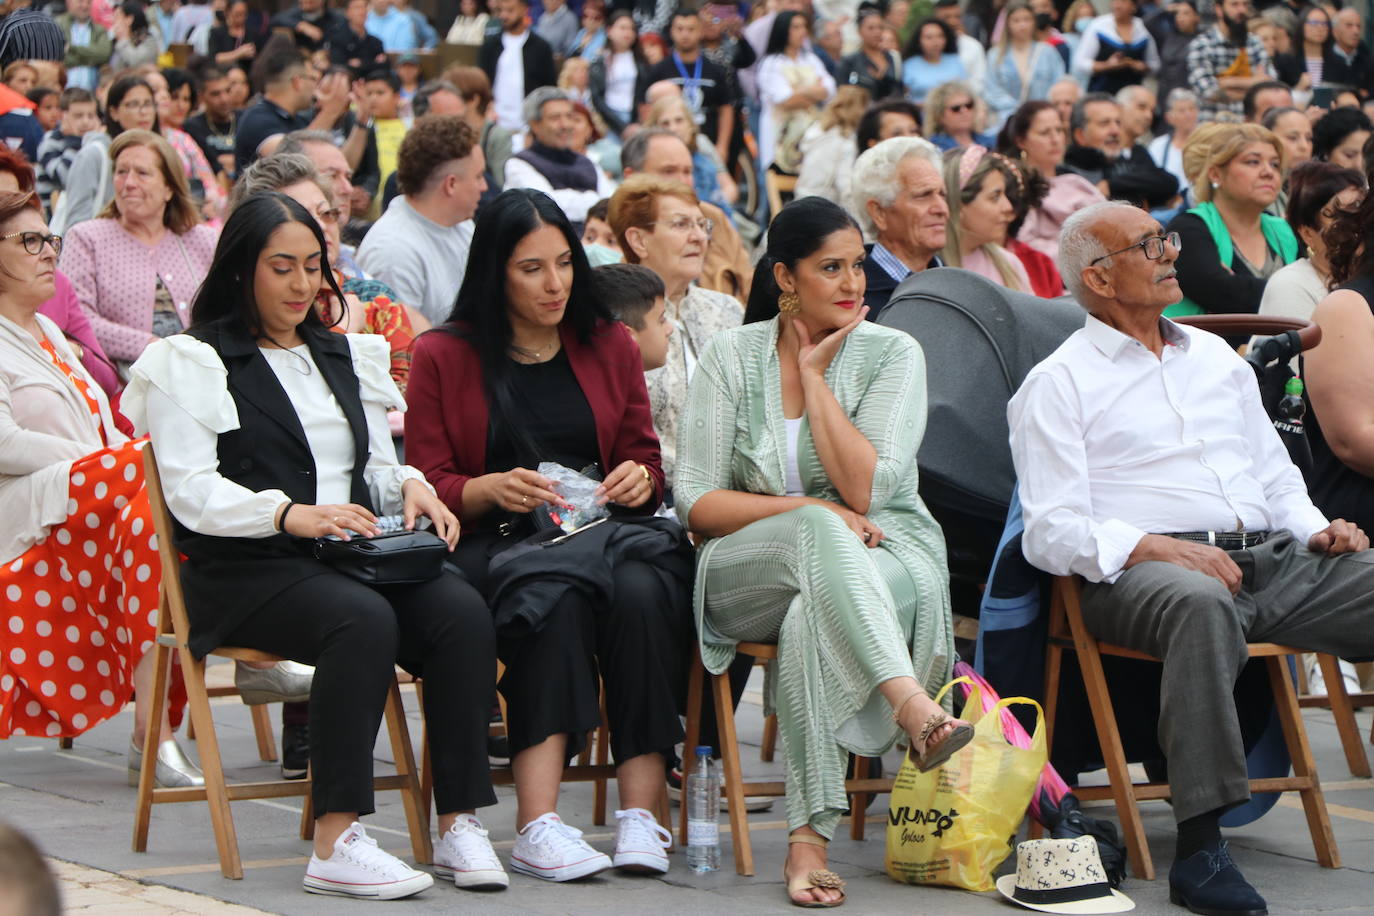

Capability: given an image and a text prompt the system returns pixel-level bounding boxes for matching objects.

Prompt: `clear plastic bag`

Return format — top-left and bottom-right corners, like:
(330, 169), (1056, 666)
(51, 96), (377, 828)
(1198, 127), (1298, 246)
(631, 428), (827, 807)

(537, 462), (610, 534)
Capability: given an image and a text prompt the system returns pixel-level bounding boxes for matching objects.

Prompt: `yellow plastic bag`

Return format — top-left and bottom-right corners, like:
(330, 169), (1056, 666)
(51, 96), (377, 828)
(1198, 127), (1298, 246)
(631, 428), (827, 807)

(885, 676), (1047, 891)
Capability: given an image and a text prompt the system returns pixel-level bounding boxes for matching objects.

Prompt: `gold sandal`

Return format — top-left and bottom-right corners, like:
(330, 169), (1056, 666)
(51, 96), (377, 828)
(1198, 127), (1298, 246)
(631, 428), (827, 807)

(785, 834), (846, 908)
(892, 690), (974, 774)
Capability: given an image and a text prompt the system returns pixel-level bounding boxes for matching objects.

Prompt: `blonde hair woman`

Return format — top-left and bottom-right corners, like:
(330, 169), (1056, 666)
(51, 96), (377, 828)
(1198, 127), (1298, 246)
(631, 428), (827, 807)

(941, 145), (1032, 292)
(1166, 122), (1295, 316)
(59, 129), (217, 371)
(923, 79), (995, 151)
(795, 86), (869, 202)
(647, 94), (738, 213)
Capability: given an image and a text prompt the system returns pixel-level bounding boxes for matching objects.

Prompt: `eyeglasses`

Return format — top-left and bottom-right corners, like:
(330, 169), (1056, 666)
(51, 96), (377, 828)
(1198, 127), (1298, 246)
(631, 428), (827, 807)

(120, 99), (156, 111)
(947, 101), (973, 113)
(1305, 17), (1330, 26)
(315, 206), (343, 224)
(649, 215), (714, 237)
(1, 231), (62, 256)
(1089, 231), (1181, 266)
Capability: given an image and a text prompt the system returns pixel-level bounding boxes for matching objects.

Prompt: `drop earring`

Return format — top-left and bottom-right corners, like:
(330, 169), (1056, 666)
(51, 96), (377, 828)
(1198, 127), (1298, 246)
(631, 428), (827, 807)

(778, 291), (801, 315)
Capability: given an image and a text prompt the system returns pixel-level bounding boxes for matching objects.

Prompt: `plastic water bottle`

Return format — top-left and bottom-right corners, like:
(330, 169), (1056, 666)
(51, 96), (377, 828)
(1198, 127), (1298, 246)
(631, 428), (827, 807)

(686, 745), (721, 873)
(1274, 376), (1312, 473)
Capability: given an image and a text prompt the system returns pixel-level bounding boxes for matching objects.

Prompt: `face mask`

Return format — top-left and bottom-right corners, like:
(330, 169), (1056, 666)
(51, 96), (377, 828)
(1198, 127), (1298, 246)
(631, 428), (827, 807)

(1075, 18), (1091, 34)
(1035, 12), (1055, 30)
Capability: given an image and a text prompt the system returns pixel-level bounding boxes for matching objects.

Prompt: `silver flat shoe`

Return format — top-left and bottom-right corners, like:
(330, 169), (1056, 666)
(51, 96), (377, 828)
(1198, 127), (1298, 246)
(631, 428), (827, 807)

(128, 738), (206, 788)
(234, 659), (314, 705)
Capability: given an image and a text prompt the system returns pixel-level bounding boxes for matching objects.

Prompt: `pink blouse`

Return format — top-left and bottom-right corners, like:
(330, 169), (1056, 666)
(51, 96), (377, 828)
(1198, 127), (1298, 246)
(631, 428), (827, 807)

(59, 219), (218, 363)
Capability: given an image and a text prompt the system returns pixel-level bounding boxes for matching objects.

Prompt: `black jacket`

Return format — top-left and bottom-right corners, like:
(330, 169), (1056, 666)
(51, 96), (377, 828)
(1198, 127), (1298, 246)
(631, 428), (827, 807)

(174, 319), (374, 658)
(588, 52), (646, 135)
(1323, 43), (1374, 96)
(478, 30), (557, 99)
(1165, 209), (1273, 316)
(1062, 144), (1178, 210)
(862, 245), (942, 321)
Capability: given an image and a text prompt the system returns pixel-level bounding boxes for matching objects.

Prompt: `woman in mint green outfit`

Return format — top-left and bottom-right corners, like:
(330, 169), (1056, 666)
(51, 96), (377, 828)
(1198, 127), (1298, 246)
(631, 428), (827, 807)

(675, 197), (970, 908)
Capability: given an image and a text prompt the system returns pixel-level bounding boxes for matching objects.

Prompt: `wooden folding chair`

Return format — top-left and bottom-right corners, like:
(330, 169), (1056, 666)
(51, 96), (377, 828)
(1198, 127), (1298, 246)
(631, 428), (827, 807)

(132, 446), (432, 879)
(765, 172), (798, 219)
(1297, 654), (1374, 777)
(681, 643), (889, 876)
(1042, 575), (1339, 881)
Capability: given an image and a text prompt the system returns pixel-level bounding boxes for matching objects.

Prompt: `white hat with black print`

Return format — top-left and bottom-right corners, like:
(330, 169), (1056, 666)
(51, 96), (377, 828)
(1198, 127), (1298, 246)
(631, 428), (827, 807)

(997, 838), (1135, 914)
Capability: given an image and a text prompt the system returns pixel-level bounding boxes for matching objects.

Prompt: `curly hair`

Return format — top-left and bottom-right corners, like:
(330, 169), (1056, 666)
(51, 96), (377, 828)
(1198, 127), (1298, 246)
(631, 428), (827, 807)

(1324, 184), (1374, 285)
(395, 115), (477, 195)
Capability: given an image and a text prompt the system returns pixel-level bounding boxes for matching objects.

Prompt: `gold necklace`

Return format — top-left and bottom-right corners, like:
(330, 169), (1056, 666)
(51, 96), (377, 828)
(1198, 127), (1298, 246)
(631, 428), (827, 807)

(510, 334), (560, 362)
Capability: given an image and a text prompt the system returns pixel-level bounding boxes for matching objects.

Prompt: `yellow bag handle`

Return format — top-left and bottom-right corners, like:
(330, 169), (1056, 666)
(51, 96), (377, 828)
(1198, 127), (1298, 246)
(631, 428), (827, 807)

(982, 696), (1047, 751)
(932, 675), (983, 724)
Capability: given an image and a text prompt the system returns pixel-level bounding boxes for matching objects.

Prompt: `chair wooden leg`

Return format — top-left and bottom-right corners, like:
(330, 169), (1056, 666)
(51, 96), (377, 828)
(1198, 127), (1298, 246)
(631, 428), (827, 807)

(1317, 654), (1370, 778)
(299, 772), (314, 841)
(760, 714), (777, 763)
(1267, 656), (1339, 868)
(592, 691), (609, 827)
(680, 651), (705, 847)
(384, 679), (432, 865)
(849, 755), (871, 841)
(185, 711), (196, 742)
(132, 626), (173, 855)
(250, 704), (277, 763)
(58, 737), (73, 750)
(414, 681), (433, 834)
(180, 643), (243, 879)
(1070, 636), (1153, 879)
(714, 668), (753, 876)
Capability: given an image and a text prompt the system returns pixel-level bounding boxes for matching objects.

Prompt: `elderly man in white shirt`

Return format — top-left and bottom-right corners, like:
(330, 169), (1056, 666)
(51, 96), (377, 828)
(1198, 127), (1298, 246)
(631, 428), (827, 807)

(503, 87), (615, 225)
(1009, 200), (1374, 916)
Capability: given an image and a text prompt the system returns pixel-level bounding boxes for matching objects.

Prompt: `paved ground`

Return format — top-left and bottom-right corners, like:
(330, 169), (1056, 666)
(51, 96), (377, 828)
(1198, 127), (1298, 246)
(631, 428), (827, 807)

(5, 661), (1374, 915)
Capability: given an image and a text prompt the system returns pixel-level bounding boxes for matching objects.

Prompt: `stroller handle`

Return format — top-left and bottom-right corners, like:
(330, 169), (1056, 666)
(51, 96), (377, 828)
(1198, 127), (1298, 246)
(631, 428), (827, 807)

(1173, 314), (1322, 351)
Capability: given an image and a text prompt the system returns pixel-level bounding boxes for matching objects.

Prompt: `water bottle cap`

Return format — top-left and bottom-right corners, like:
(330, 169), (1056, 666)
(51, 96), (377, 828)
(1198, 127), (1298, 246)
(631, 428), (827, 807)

(694, 745), (713, 757)
(1285, 376), (1304, 395)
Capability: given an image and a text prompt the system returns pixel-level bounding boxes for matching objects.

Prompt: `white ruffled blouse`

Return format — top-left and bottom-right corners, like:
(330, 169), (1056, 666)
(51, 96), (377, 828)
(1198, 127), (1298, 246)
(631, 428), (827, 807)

(121, 333), (429, 538)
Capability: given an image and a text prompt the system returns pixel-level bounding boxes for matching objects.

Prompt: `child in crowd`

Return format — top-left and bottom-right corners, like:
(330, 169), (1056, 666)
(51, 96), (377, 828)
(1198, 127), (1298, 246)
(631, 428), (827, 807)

(363, 69), (406, 219)
(26, 87), (59, 132)
(581, 197), (620, 254)
(595, 261), (671, 372)
(396, 53), (423, 122)
(36, 88), (100, 204)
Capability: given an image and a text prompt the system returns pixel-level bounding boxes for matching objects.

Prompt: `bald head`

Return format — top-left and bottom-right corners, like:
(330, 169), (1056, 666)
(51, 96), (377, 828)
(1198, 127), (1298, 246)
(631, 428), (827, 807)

(1059, 201), (1181, 313)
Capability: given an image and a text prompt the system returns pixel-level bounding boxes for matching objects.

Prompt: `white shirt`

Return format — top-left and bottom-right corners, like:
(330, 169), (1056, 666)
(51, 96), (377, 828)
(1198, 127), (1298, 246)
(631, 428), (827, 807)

(1008, 315), (1328, 583)
(123, 333), (427, 539)
(957, 33), (987, 93)
(784, 416), (804, 497)
(493, 30), (529, 132)
(503, 155), (616, 224)
(605, 51), (637, 115)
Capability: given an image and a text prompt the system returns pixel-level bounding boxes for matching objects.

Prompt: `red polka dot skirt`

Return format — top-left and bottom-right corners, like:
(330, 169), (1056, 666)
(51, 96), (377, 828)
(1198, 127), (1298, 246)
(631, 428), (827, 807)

(1, 438), (185, 739)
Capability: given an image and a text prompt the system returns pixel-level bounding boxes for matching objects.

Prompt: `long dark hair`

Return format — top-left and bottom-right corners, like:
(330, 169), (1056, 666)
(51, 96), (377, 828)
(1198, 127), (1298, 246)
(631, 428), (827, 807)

(104, 75), (159, 137)
(440, 188), (613, 459)
(188, 192), (344, 339)
(902, 17), (957, 60)
(744, 196), (862, 324)
(765, 10), (804, 56)
(997, 99), (1056, 159)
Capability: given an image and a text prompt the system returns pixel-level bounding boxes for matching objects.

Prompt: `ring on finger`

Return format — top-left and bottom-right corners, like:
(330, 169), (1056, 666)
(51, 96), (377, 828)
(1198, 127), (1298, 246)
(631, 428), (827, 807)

(521, 494), (529, 506)
(862, 531), (872, 542)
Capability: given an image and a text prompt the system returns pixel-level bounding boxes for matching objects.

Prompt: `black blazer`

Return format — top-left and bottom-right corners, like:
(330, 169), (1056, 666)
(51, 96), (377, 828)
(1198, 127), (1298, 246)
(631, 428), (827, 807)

(478, 30), (557, 97)
(862, 245), (941, 321)
(173, 319), (374, 658)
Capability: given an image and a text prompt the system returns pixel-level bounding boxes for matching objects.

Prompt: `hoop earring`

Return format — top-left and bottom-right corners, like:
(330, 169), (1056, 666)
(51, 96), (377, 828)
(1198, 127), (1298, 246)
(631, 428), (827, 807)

(778, 291), (801, 315)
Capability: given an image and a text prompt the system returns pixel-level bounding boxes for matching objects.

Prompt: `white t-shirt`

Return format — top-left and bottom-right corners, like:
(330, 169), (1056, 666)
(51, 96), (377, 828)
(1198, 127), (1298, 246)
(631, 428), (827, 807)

(784, 416), (804, 497)
(355, 197), (476, 326)
(605, 51), (637, 115)
(493, 30), (529, 132)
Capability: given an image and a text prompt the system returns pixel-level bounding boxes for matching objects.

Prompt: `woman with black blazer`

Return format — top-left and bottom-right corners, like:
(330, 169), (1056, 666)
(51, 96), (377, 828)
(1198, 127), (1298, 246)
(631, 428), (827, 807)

(123, 193), (506, 902)
(588, 10), (647, 137)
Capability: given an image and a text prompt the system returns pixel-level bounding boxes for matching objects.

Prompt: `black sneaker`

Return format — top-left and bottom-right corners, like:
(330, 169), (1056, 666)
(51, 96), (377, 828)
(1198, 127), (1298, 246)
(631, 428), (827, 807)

(282, 722), (309, 780)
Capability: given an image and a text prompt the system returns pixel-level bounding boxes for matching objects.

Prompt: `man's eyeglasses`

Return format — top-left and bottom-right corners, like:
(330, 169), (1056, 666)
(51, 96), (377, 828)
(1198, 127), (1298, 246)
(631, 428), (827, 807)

(650, 216), (714, 237)
(315, 206), (344, 224)
(1089, 231), (1180, 266)
(2, 231), (62, 256)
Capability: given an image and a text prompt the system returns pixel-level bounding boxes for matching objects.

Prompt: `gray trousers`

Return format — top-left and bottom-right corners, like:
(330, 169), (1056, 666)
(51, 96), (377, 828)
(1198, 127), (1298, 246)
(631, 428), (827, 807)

(1080, 532), (1374, 823)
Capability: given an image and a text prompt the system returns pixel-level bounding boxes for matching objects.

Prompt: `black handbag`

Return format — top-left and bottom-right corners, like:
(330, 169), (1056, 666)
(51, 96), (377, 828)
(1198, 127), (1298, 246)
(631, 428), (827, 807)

(312, 529), (448, 585)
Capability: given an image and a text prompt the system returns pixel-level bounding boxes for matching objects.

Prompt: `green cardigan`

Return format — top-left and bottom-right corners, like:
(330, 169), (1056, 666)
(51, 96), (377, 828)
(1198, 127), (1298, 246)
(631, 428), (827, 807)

(1164, 201), (1299, 317)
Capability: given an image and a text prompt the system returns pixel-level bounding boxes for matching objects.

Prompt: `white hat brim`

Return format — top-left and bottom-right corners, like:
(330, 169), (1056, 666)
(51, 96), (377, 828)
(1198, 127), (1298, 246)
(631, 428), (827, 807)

(995, 874), (1136, 914)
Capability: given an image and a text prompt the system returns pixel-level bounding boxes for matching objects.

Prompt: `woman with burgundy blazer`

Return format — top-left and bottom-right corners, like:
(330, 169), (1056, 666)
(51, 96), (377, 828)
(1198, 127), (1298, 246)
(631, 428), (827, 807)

(406, 189), (691, 882)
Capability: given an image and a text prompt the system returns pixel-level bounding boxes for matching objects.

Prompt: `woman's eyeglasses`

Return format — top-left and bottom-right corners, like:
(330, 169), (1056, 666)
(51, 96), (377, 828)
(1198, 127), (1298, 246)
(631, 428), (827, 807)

(947, 101), (973, 113)
(650, 216), (714, 237)
(1306, 18), (1330, 26)
(2, 231), (62, 256)
(121, 99), (156, 112)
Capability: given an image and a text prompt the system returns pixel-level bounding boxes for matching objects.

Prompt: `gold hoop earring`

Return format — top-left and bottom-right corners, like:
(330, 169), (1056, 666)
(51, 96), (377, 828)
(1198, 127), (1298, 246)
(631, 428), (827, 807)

(778, 291), (801, 315)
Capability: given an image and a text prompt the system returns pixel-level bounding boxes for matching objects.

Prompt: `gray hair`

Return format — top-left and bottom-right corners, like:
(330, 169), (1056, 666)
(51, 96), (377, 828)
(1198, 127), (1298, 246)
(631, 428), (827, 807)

(850, 136), (942, 237)
(621, 127), (683, 173)
(412, 79), (462, 119)
(1049, 75), (1081, 95)
(523, 86), (570, 125)
(1059, 201), (1135, 305)
(1070, 92), (1119, 137)
(228, 153), (332, 212)
(1165, 88), (1199, 110)
(1115, 84), (1153, 107)
(276, 129), (337, 157)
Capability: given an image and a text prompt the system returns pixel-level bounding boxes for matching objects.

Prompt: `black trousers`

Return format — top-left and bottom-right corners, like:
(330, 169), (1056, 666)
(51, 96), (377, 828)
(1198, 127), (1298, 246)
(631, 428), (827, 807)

(450, 530), (692, 763)
(224, 567), (497, 817)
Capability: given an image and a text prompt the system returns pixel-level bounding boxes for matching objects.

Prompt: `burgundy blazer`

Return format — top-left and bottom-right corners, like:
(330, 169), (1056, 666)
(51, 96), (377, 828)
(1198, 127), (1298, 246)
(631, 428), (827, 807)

(406, 319), (665, 525)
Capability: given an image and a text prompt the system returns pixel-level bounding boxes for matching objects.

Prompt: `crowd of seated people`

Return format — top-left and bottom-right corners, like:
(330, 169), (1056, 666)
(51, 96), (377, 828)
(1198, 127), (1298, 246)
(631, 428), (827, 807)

(4, 0), (1374, 911)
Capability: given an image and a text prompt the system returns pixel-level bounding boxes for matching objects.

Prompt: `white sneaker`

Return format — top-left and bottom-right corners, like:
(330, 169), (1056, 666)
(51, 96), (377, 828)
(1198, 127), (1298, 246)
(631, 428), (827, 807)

(1307, 657), (1362, 698)
(303, 822), (434, 899)
(509, 813), (611, 882)
(612, 808), (671, 874)
(434, 814), (509, 890)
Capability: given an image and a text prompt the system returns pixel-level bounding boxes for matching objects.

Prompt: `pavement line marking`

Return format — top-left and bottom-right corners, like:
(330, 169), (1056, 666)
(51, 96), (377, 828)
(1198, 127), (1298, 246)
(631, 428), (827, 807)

(122, 856), (311, 878)
(14, 746), (45, 752)
(1276, 796), (1374, 825)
